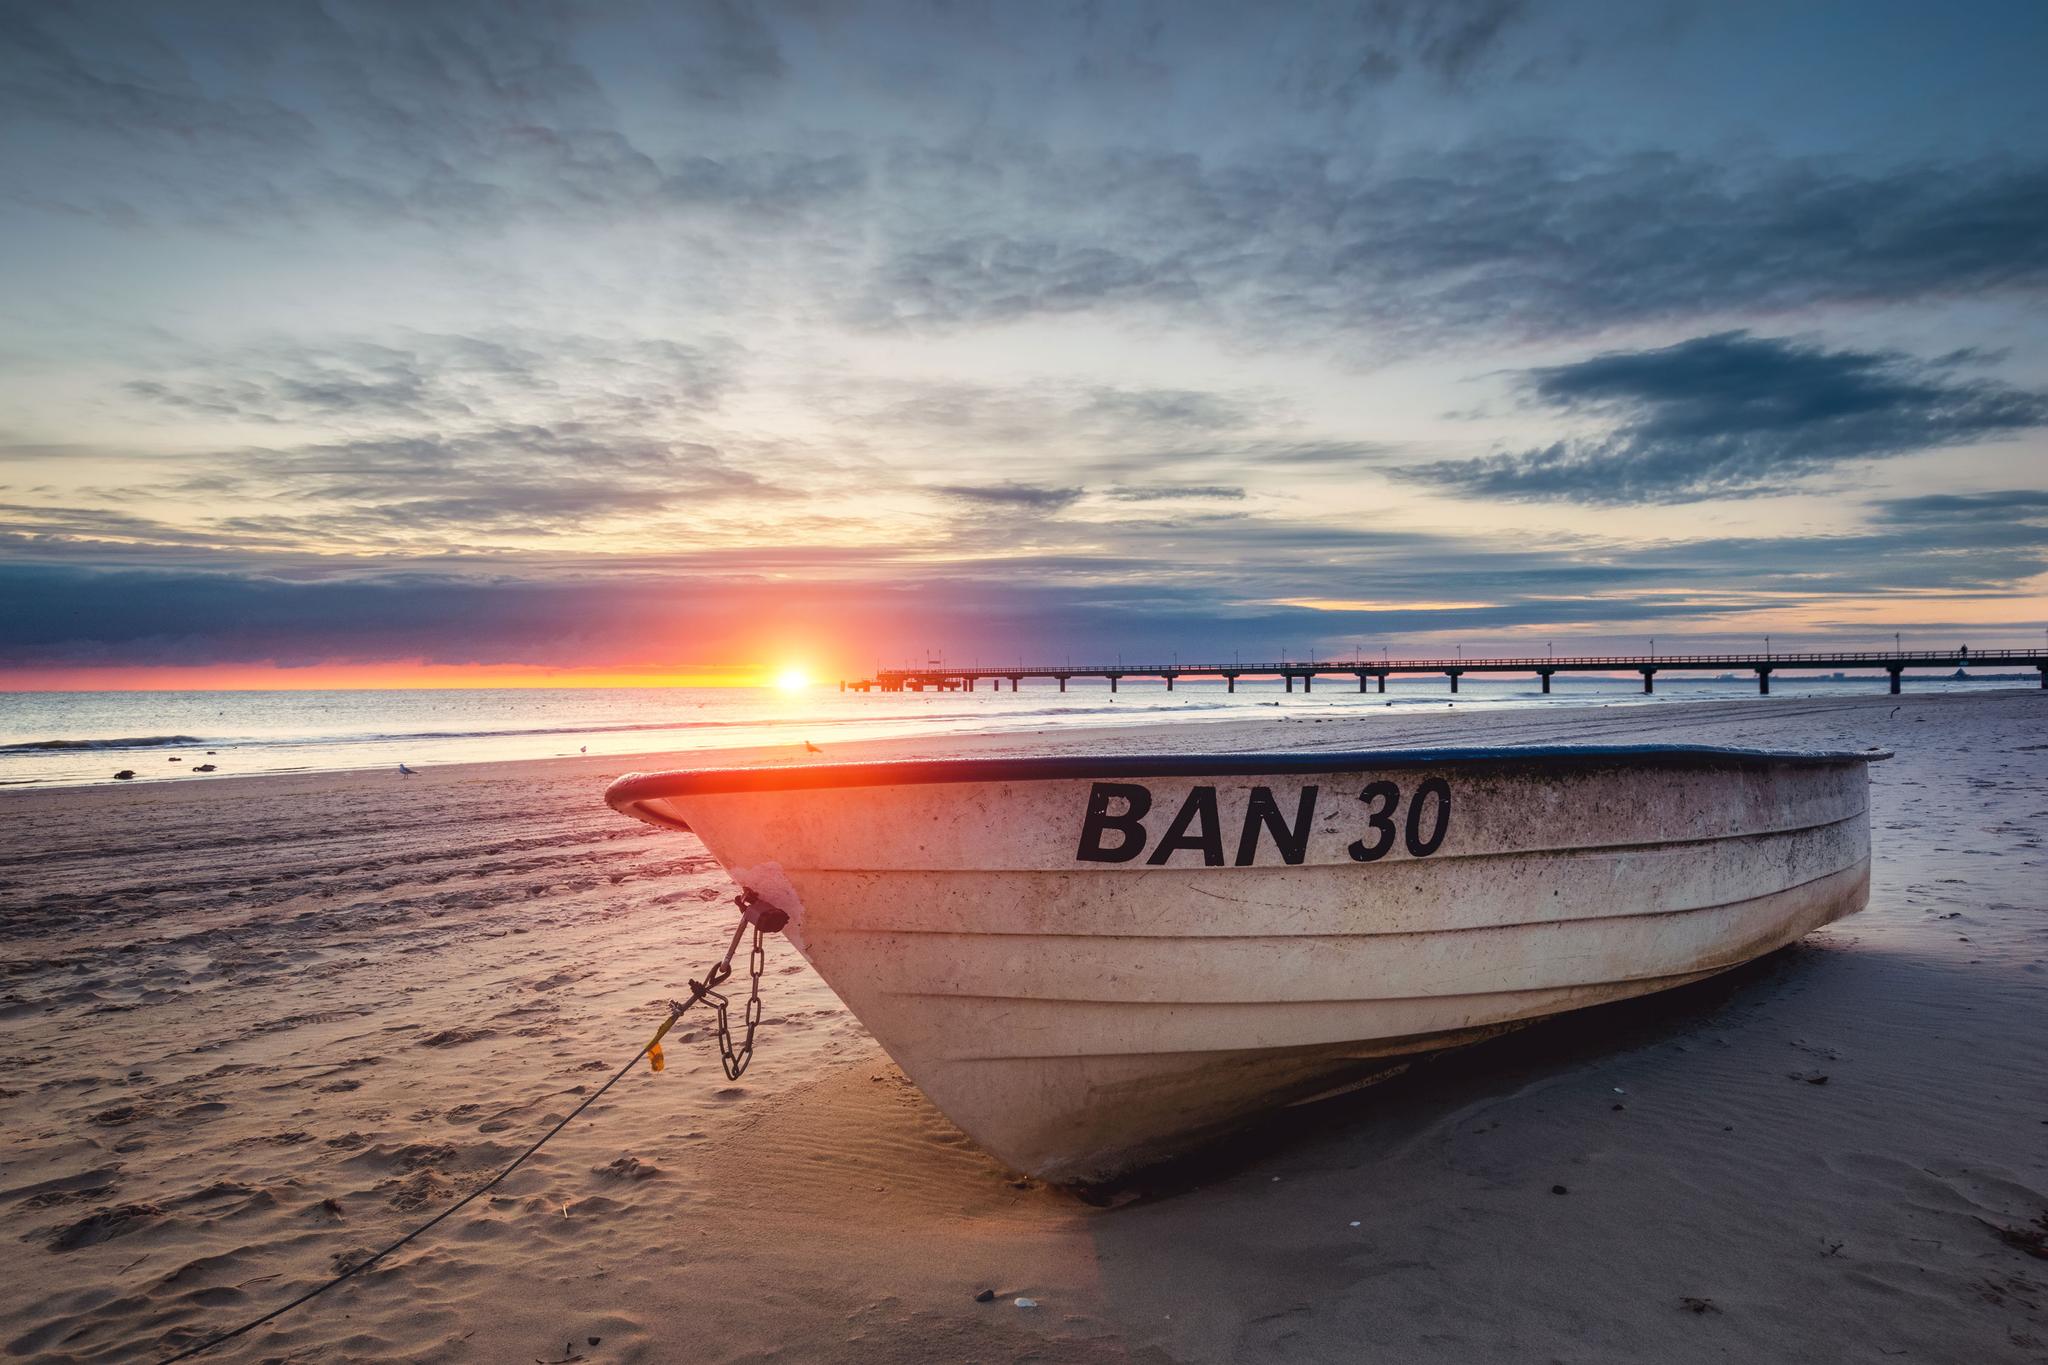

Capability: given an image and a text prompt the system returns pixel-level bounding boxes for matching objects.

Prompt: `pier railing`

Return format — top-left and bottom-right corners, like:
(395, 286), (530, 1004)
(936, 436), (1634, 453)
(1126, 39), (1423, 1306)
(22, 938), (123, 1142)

(847, 648), (2048, 696)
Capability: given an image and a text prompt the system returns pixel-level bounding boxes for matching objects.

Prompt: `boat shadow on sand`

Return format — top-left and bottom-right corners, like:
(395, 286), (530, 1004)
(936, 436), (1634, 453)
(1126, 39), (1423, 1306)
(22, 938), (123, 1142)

(1074, 937), (1838, 1207)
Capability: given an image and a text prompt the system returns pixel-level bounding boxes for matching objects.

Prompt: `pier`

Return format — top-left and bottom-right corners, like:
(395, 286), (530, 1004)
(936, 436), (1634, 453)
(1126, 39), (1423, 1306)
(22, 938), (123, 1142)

(845, 648), (2048, 695)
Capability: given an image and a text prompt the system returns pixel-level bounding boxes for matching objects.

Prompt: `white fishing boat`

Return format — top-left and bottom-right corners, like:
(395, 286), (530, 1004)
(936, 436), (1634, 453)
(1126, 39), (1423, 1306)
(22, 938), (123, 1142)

(607, 745), (1884, 1182)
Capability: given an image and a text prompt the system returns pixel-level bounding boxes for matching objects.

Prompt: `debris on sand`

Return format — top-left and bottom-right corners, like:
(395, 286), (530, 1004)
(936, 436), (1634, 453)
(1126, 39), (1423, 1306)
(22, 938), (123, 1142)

(1679, 1296), (1720, 1314)
(1979, 1212), (2048, 1260)
(1551, 1184), (1569, 1195)
(1788, 1072), (1830, 1085)
(113, 770), (135, 780)
(194, 763), (217, 772)
(974, 1288), (995, 1302)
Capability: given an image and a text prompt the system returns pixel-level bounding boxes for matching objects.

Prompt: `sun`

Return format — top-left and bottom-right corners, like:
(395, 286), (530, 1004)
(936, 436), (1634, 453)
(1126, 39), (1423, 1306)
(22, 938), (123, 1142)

(773, 665), (811, 691)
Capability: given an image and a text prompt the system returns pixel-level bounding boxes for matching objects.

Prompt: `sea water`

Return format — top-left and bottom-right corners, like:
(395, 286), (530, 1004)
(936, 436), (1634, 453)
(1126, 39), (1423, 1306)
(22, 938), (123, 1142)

(0, 673), (2018, 788)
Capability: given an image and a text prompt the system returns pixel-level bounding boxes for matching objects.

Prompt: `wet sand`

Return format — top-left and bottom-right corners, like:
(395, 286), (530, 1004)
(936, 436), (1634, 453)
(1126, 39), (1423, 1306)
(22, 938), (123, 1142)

(3, 690), (2045, 1362)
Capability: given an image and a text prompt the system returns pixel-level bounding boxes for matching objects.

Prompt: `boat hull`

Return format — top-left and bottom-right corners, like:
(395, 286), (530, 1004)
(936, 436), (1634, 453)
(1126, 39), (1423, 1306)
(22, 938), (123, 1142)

(609, 747), (1877, 1181)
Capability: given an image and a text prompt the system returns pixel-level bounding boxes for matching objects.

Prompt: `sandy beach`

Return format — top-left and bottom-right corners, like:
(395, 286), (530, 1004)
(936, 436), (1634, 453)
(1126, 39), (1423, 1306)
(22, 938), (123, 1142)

(3, 690), (2046, 1363)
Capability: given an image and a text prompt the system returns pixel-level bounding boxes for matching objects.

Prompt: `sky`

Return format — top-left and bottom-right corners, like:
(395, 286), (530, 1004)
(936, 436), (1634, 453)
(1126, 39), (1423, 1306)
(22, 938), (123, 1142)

(2, 0), (2045, 689)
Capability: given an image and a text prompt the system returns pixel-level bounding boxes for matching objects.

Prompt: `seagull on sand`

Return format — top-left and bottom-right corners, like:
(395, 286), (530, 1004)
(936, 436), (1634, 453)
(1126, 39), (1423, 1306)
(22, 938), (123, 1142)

(804, 740), (822, 754)
(398, 762), (417, 776)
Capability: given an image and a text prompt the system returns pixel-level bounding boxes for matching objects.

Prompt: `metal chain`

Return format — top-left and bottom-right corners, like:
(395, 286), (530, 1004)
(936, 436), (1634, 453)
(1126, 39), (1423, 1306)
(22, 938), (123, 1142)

(707, 924), (769, 1079)
(668, 892), (785, 1082)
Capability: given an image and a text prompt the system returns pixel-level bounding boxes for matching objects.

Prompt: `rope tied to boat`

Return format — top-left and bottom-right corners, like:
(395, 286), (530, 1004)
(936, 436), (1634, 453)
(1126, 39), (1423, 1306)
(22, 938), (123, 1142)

(158, 894), (789, 1363)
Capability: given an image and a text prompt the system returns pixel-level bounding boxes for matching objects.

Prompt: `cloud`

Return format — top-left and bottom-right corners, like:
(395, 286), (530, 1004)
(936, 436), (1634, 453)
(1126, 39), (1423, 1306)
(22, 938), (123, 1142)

(66, 329), (775, 546)
(122, 333), (736, 427)
(1872, 488), (2048, 524)
(1103, 485), (1246, 501)
(850, 145), (2048, 348)
(1403, 332), (2048, 503)
(930, 482), (1084, 511)
(1341, 0), (1533, 87)
(8, 6), (2046, 354)
(0, 0), (826, 229)
(10, 478), (2044, 671)
(2, 4), (2043, 673)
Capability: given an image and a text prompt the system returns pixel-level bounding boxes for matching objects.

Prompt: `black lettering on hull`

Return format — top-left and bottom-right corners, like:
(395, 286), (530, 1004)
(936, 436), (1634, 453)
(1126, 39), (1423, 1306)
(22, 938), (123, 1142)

(1147, 786), (1225, 866)
(1076, 781), (1153, 862)
(1235, 785), (1318, 866)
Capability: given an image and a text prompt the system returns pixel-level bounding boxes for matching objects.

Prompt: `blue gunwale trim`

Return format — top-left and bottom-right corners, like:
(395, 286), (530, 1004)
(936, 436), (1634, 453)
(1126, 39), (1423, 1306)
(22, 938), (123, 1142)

(607, 744), (1889, 824)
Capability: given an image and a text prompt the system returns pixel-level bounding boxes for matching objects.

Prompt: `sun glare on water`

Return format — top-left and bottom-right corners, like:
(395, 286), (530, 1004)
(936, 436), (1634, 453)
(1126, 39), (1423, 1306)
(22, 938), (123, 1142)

(774, 666), (811, 691)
